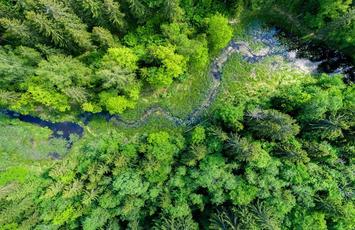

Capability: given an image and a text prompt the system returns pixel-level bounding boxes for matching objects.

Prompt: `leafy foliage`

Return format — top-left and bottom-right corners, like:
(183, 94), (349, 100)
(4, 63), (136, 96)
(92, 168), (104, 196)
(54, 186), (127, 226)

(0, 1), (354, 229)
(207, 14), (233, 54)
(0, 0), (231, 115)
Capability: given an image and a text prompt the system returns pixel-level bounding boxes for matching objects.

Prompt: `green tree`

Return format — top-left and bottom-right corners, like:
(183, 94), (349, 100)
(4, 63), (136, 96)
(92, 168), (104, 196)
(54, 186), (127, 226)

(69, 0), (125, 32)
(97, 47), (140, 99)
(14, 85), (70, 112)
(206, 14), (233, 54)
(247, 109), (300, 141)
(36, 55), (92, 91)
(190, 154), (236, 204)
(225, 134), (265, 163)
(101, 47), (138, 72)
(250, 201), (281, 230)
(143, 44), (187, 87)
(143, 131), (181, 183)
(229, 177), (258, 205)
(191, 126), (206, 144)
(99, 91), (135, 114)
(95, 46), (140, 114)
(274, 138), (309, 163)
(0, 18), (33, 46)
(161, 22), (209, 70)
(26, 0), (93, 51)
(289, 208), (327, 230)
(153, 214), (198, 230)
(126, 0), (147, 21)
(162, 0), (184, 22)
(215, 103), (244, 131)
(91, 26), (118, 49)
(209, 207), (240, 230)
(307, 113), (351, 141)
(0, 46), (41, 90)
(302, 141), (338, 163)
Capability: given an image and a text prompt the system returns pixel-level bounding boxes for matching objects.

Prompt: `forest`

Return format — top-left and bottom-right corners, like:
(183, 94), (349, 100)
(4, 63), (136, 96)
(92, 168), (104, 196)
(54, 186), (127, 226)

(0, 0), (354, 229)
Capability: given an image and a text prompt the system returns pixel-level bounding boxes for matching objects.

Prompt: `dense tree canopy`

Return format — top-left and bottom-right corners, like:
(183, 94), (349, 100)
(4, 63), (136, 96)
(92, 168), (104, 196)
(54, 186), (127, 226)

(0, 0), (354, 229)
(0, 0), (235, 116)
(1, 72), (354, 229)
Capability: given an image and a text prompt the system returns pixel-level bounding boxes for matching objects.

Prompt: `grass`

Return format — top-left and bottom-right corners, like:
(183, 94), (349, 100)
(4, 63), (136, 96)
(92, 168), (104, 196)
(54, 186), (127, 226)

(119, 66), (212, 121)
(85, 114), (184, 139)
(212, 52), (314, 110)
(0, 115), (69, 186)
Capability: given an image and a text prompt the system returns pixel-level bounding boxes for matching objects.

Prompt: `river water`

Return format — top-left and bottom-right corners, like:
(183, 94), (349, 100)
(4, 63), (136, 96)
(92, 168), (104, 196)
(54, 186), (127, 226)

(276, 30), (355, 82)
(0, 109), (83, 140)
(0, 26), (353, 141)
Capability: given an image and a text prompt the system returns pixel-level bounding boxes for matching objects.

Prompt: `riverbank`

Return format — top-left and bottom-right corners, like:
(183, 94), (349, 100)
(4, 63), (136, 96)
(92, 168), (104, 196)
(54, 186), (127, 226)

(1, 24), (352, 140)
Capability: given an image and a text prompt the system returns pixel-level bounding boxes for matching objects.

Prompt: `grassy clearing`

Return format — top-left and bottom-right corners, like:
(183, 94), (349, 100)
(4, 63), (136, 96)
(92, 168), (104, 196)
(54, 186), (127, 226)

(0, 115), (69, 186)
(85, 115), (184, 138)
(119, 66), (212, 121)
(212, 52), (314, 110)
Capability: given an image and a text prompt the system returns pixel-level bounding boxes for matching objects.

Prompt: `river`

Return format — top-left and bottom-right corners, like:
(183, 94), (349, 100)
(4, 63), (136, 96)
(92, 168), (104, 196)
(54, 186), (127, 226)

(0, 25), (353, 141)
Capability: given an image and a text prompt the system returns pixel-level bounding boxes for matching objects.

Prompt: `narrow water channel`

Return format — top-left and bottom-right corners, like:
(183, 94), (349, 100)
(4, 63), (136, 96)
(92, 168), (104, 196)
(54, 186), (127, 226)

(0, 26), (353, 140)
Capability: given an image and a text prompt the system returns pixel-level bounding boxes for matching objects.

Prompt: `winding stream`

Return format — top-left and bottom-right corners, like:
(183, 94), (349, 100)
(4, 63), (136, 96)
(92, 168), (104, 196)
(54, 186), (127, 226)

(1, 26), (353, 138)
